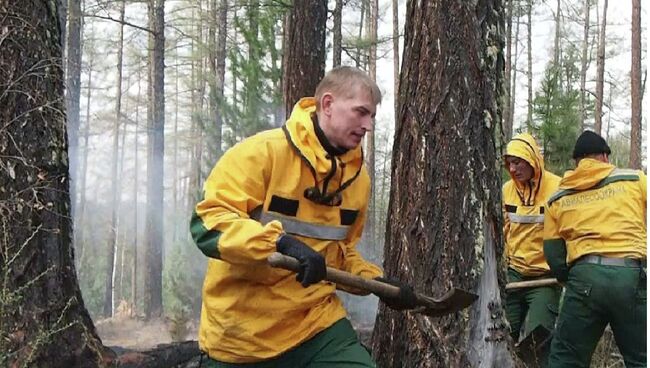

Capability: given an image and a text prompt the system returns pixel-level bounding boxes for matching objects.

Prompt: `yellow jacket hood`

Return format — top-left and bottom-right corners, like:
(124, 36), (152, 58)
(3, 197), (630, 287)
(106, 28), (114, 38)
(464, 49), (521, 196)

(285, 97), (364, 170)
(502, 133), (560, 276)
(558, 158), (615, 191)
(505, 133), (546, 206)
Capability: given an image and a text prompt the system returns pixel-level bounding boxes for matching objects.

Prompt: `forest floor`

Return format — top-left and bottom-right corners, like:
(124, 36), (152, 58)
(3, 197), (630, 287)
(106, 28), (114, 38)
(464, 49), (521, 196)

(95, 301), (198, 351)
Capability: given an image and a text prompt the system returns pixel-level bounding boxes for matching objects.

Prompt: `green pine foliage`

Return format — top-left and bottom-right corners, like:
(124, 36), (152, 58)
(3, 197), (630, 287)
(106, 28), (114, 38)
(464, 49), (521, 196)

(532, 61), (581, 175)
(163, 240), (205, 323)
(220, 0), (286, 148)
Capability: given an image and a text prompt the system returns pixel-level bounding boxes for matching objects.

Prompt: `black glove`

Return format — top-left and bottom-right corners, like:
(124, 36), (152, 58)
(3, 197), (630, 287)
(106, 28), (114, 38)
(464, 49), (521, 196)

(375, 277), (418, 310)
(276, 234), (326, 287)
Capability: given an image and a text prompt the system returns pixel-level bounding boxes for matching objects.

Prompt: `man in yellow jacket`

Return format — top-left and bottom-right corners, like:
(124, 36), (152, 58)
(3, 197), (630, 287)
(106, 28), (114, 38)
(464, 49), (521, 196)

(190, 67), (416, 367)
(502, 133), (561, 366)
(544, 130), (647, 368)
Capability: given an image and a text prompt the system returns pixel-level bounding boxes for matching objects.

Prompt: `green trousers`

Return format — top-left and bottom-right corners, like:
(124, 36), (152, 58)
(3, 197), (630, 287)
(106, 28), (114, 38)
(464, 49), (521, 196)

(549, 262), (647, 368)
(202, 318), (375, 368)
(506, 268), (561, 342)
(506, 268), (560, 368)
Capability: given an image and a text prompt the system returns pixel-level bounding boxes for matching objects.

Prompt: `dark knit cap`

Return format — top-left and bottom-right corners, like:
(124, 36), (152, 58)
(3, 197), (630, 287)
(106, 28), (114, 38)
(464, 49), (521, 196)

(572, 130), (611, 159)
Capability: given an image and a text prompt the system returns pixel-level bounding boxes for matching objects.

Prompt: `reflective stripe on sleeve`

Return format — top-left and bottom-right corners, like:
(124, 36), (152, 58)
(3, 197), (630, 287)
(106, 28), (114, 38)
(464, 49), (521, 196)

(259, 211), (350, 240)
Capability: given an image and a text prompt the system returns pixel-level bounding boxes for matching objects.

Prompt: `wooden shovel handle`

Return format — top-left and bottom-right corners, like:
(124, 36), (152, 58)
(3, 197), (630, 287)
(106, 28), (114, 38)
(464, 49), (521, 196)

(505, 278), (558, 290)
(267, 252), (401, 299)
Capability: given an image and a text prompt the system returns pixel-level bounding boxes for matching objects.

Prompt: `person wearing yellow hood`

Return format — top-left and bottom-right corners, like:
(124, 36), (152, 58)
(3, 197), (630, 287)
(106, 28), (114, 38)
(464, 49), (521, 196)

(502, 133), (561, 365)
(544, 130), (647, 368)
(190, 67), (417, 367)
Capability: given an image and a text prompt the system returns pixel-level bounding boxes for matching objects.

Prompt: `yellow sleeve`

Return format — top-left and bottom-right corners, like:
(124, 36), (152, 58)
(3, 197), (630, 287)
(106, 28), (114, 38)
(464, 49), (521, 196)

(190, 139), (283, 265)
(543, 202), (560, 241)
(639, 171), (647, 222)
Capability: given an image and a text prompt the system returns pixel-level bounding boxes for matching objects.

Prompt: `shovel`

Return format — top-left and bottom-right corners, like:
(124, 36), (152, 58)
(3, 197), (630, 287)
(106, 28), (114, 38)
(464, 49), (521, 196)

(268, 252), (478, 317)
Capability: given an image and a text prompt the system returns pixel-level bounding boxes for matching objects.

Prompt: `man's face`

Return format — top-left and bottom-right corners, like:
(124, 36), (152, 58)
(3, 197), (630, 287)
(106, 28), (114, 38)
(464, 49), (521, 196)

(505, 156), (534, 182)
(319, 88), (376, 150)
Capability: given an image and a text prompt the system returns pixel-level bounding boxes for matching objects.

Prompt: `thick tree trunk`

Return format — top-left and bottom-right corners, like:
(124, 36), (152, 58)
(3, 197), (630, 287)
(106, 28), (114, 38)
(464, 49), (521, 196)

(0, 1), (113, 366)
(629, 0), (642, 169)
(65, 0), (82, 217)
(370, 0), (513, 366)
(579, 0), (590, 132)
(282, 0), (327, 116)
(144, 0), (165, 319)
(594, 0), (607, 135)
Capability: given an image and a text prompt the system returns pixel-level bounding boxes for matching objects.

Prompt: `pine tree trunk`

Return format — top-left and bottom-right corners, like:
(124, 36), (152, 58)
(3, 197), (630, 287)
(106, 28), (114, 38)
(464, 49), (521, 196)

(356, 0), (365, 68)
(370, 0), (513, 366)
(365, 0), (378, 248)
(207, 0), (224, 164)
(144, 0), (165, 319)
(553, 0), (561, 67)
(526, 0), (533, 130)
(392, 0), (400, 124)
(579, 0), (590, 132)
(132, 64), (143, 315)
(104, 0), (126, 318)
(333, 0), (342, 67)
(503, 0), (513, 141)
(594, 0), (608, 135)
(76, 47), (93, 269)
(282, 0), (327, 116)
(629, 0), (642, 169)
(65, 0), (82, 217)
(0, 1), (113, 365)
(508, 7), (520, 138)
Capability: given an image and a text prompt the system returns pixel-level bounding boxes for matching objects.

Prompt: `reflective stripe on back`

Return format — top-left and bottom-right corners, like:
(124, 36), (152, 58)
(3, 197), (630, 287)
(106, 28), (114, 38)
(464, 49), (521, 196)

(508, 213), (544, 224)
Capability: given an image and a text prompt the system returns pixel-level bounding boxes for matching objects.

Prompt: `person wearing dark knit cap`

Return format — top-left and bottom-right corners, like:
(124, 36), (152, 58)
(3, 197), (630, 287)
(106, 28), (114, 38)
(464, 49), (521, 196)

(543, 130), (647, 367)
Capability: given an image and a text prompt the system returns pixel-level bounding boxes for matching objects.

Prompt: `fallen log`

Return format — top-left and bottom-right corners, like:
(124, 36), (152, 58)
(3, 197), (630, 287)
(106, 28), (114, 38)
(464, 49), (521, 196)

(112, 340), (202, 368)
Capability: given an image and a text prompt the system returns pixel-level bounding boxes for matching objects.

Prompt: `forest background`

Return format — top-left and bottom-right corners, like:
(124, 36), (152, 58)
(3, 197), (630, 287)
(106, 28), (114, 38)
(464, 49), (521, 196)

(58, 0), (646, 349)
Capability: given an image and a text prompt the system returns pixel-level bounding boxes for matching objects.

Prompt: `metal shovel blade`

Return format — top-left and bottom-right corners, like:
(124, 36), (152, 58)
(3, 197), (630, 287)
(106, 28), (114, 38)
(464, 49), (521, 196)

(268, 252), (478, 317)
(412, 288), (479, 317)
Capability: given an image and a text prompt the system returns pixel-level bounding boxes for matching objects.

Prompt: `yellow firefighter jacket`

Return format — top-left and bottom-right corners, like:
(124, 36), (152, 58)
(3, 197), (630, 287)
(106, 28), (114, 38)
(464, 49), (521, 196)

(503, 133), (561, 276)
(544, 158), (647, 263)
(190, 97), (382, 363)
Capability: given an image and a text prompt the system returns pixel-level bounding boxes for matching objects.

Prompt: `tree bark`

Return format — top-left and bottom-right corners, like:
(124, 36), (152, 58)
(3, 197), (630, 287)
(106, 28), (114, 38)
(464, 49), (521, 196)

(629, 0), (642, 169)
(508, 6), (520, 139)
(282, 0), (327, 116)
(503, 0), (513, 142)
(526, 0), (533, 130)
(144, 0), (165, 319)
(333, 0), (342, 67)
(0, 1), (113, 366)
(104, 0), (126, 318)
(579, 0), (590, 132)
(594, 0), (608, 135)
(365, 0), (378, 249)
(371, 0), (512, 366)
(65, 0), (82, 217)
(392, 0), (400, 124)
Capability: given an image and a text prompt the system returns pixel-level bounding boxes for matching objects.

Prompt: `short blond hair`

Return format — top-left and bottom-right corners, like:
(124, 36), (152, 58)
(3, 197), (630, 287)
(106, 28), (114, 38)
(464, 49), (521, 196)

(314, 66), (382, 110)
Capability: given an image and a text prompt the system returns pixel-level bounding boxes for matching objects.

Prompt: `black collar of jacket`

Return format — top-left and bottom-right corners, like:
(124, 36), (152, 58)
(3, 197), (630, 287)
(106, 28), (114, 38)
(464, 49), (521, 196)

(311, 113), (348, 157)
